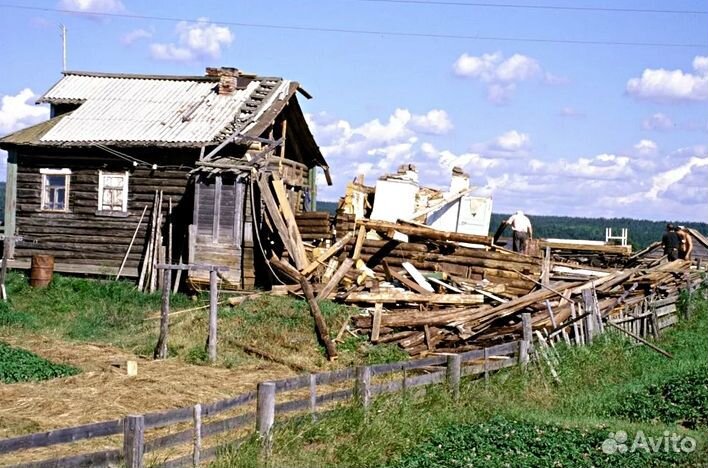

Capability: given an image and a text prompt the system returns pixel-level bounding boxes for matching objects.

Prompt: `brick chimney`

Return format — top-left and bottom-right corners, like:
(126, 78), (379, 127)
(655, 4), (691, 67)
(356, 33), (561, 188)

(206, 67), (240, 95)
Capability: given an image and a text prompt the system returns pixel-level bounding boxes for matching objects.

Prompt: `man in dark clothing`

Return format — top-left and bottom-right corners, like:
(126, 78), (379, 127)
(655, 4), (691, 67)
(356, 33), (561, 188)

(661, 224), (681, 261)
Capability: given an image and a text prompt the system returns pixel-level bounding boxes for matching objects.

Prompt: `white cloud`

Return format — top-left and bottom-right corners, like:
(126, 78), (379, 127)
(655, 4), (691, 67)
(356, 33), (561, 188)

(493, 130), (531, 152)
(634, 139), (658, 156)
(453, 51), (558, 104)
(121, 28), (152, 45)
(642, 112), (674, 131)
(0, 89), (49, 134)
(626, 56), (708, 102)
(409, 109), (453, 135)
(150, 18), (233, 62)
(58, 0), (124, 14)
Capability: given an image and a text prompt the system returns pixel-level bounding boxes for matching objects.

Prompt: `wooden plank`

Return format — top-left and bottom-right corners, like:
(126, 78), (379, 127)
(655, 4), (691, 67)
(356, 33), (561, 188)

(301, 231), (353, 276)
(345, 291), (484, 305)
(0, 419), (122, 453)
(11, 449), (122, 468)
(352, 225), (367, 260)
(383, 261), (431, 295)
(315, 258), (354, 301)
(256, 175), (303, 269)
(401, 262), (434, 293)
(271, 175), (309, 268)
(357, 218), (492, 246)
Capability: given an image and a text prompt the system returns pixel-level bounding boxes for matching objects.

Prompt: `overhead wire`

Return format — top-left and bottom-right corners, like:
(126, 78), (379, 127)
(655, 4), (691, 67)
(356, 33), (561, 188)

(342, 0), (708, 16)
(0, 3), (705, 49)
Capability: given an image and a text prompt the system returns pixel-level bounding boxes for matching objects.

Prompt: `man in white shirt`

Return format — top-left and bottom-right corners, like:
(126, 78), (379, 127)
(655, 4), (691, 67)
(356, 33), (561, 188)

(505, 210), (533, 254)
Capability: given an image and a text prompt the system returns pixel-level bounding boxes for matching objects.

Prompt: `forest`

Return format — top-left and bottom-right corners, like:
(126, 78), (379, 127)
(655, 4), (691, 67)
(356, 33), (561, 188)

(317, 201), (706, 250)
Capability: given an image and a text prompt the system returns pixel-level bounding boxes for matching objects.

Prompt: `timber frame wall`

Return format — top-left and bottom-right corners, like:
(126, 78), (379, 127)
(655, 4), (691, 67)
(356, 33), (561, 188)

(7, 147), (198, 277)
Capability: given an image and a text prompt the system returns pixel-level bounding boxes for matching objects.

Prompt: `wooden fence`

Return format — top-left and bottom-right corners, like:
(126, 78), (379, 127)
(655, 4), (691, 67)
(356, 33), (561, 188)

(0, 341), (521, 468)
(0, 286), (696, 468)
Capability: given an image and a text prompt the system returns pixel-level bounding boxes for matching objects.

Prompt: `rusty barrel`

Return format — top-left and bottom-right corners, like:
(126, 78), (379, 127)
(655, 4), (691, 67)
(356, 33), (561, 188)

(30, 255), (54, 288)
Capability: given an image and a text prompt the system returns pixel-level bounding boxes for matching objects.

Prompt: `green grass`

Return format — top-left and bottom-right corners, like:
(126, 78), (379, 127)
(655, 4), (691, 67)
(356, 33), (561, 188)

(212, 288), (708, 468)
(0, 272), (387, 370)
(0, 341), (79, 383)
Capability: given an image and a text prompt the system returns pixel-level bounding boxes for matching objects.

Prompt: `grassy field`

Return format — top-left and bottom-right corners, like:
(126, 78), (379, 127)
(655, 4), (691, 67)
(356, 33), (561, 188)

(212, 289), (708, 468)
(0, 271), (398, 372)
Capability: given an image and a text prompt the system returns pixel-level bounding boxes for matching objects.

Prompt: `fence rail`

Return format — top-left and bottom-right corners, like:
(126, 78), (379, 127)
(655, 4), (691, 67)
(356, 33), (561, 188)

(0, 290), (695, 468)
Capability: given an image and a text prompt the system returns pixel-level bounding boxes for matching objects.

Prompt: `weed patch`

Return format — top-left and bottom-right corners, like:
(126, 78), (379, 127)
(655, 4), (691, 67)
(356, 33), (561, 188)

(0, 341), (79, 383)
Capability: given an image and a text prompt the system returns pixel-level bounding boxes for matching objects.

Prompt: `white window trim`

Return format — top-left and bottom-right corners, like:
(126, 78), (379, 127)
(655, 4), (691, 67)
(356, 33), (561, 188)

(40, 168), (71, 212)
(98, 170), (129, 213)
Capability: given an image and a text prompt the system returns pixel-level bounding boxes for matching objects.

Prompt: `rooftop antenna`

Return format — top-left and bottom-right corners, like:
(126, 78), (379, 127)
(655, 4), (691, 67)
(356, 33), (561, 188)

(59, 24), (67, 71)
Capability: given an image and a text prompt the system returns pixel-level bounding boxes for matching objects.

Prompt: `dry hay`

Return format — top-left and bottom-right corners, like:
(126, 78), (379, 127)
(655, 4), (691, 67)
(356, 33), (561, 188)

(0, 331), (297, 464)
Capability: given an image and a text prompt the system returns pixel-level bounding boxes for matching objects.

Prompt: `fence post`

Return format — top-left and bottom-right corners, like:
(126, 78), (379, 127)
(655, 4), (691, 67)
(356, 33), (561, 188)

(154, 267), (171, 359)
(309, 374), (317, 421)
(208, 269), (218, 362)
(123, 415), (145, 468)
(193, 404), (202, 467)
(257, 382), (276, 440)
(520, 313), (532, 366)
(355, 366), (371, 409)
(446, 354), (461, 401)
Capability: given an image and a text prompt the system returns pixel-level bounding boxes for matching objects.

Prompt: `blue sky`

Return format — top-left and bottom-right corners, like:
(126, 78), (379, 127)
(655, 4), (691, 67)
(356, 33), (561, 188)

(0, 0), (706, 221)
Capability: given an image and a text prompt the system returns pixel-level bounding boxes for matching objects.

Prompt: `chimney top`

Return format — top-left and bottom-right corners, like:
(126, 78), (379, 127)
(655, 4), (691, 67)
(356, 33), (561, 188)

(206, 67), (241, 95)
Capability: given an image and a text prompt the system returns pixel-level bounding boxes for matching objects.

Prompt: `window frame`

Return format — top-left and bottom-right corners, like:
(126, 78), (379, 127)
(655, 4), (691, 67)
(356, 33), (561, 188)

(39, 168), (71, 212)
(97, 170), (130, 214)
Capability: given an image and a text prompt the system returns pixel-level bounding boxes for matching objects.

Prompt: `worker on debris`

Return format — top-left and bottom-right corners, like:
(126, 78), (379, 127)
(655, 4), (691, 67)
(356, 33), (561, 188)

(677, 226), (693, 261)
(504, 210), (533, 254)
(661, 224), (681, 261)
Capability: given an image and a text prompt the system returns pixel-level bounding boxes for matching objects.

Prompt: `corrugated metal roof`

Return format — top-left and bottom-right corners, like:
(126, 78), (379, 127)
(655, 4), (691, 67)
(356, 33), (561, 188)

(38, 72), (293, 145)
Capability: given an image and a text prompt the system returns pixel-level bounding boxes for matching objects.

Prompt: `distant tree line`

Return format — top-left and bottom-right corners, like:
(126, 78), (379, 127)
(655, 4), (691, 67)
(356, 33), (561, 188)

(491, 213), (706, 250)
(316, 200), (706, 250)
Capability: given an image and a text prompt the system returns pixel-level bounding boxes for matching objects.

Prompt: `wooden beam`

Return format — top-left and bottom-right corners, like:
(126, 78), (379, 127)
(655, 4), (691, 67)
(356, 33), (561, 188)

(345, 291), (484, 305)
(316, 258), (355, 301)
(357, 218), (491, 246)
(607, 321), (673, 359)
(301, 232), (353, 276)
(271, 175), (309, 268)
(383, 261), (431, 295)
(270, 256), (338, 360)
(256, 174), (303, 268)
(352, 225), (367, 260)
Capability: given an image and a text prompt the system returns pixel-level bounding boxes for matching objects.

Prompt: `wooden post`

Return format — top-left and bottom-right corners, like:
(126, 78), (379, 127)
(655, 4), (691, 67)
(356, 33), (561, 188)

(520, 313), (532, 365)
(483, 347), (489, 383)
(446, 354), (461, 401)
(582, 289), (595, 343)
(154, 267), (171, 359)
(684, 273), (692, 319)
(256, 382), (276, 440)
(123, 415), (145, 468)
(208, 269), (218, 362)
(3, 151), (17, 259)
(355, 366), (371, 408)
(117, 205), (148, 281)
(193, 404), (202, 467)
(309, 374), (317, 420)
(541, 246), (551, 286)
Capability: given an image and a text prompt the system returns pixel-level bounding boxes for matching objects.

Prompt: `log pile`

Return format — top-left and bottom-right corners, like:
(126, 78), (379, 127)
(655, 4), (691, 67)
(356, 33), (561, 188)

(254, 172), (703, 359)
(295, 211), (332, 243)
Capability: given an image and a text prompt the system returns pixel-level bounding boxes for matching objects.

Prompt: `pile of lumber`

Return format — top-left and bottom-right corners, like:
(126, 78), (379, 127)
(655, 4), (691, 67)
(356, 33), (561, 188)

(539, 239), (632, 269)
(254, 172), (702, 360)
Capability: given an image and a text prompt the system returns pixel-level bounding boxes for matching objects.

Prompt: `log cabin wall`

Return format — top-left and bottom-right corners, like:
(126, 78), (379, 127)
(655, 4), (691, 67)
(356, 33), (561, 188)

(13, 147), (198, 277)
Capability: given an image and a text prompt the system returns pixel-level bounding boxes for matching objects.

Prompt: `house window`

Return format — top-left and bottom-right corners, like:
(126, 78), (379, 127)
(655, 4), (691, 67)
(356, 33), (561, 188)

(98, 171), (129, 212)
(40, 168), (71, 211)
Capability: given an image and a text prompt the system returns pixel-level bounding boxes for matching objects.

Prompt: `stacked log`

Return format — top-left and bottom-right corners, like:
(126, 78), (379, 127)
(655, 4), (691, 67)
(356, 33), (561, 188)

(295, 212), (332, 243)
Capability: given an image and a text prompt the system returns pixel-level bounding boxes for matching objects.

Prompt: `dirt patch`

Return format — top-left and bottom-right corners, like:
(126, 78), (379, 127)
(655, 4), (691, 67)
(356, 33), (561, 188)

(0, 331), (297, 464)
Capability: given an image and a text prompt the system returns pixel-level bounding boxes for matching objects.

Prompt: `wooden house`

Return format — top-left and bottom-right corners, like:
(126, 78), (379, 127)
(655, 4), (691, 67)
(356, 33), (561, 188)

(0, 67), (330, 289)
